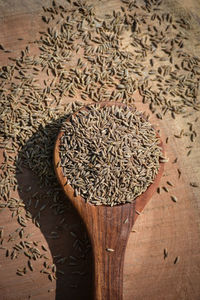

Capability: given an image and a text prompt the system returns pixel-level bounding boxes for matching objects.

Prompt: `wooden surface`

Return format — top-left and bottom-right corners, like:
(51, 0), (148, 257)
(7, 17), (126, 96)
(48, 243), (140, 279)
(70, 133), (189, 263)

(0, 1), (200, 300)
(54, 101), (164, 300)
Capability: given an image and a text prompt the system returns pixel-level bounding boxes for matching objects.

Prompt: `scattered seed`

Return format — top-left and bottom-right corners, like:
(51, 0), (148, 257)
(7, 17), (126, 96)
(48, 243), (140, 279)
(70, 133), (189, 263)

(177, 169), (181, 178)
(106, 248), (115, 252)
(174, 256), (180, 264)
(164, 248), (168, 259)
(157, 187), (161, 194)
(171, 195), (178, 202)
(28, 260), (34, 271)
(16, 271), (24, 276)
(172, 158), (178, 164)
(41, 245), (48, 251)
(48, 274), (53, 281)
(190, 182), (198, 188)
(162, 186), (169, 193)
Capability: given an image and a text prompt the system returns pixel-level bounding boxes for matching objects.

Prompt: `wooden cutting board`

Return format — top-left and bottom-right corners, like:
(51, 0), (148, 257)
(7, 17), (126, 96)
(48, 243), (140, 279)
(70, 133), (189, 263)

(0, 1), (200, 299)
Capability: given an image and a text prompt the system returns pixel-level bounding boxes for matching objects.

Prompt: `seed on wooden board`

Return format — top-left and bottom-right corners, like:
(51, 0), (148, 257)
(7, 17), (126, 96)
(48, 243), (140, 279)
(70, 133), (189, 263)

(40, 269), (51, 274)
(171, 195), (178, 202)
(48, 274), (53, 281)
(52, 264), (56, 273)
(190, 182), (199, 188)
(162, 186), (169, 193)
(0, 44), (5, 50)
(164, 248), (168, 259)
(167, 181), (174, 187)
(41, 245), (48, 251)
(0, 229), (3, 239)
(16, 271), (24, 276)
(173, 158), (178, 164)
(190, 134), (194, 142)
(106, 248), (115, 252)
(28, 260), (34, 271)
(174, 256), (180, 264)
(177, 169), (181, 178)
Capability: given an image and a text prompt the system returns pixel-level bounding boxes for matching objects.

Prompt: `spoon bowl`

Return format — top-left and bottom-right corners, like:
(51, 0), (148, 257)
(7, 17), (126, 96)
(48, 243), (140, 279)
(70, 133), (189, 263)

(54, 102), (164, 300)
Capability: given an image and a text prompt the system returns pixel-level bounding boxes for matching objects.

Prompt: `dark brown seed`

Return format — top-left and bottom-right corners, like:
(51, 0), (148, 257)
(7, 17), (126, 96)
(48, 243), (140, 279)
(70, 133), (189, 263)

(150, 59), (154, 67)
(42, 245), (48, 251)
(190, 182), (199, 188)
(162, 186), (169, 193)
(171, 195), (177, 202)
(172, 158), (178, 164)
(48, 274), (53, 281)
(28, 260), (33, 271)
(164, 248), (168, 259)
(174, 256), (180, 264)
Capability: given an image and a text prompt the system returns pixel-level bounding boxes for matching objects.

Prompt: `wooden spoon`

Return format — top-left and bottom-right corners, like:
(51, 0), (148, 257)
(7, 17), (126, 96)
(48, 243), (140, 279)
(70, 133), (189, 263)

(54, 102), (164, 300)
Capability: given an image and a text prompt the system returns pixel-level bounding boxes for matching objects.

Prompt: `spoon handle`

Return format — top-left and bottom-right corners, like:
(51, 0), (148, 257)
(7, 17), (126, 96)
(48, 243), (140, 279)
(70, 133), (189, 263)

(55, 162), (164, 299)
(92, 227), (128, 299)
(83, 204), (135, 300)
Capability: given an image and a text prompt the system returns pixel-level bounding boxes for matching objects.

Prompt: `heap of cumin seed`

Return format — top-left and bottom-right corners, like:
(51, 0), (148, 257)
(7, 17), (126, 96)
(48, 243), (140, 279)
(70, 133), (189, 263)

(59, 104), (163, 206)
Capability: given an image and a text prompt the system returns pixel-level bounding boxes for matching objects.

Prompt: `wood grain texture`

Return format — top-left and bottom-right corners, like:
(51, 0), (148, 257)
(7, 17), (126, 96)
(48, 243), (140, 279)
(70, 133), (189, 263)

(54, 102), (164, 300)
(0, 0), (200, 299)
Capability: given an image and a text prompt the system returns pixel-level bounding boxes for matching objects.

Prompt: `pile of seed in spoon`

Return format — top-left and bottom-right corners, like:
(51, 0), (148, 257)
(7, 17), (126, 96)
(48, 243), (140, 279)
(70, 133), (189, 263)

(59, 104), (164, 206)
